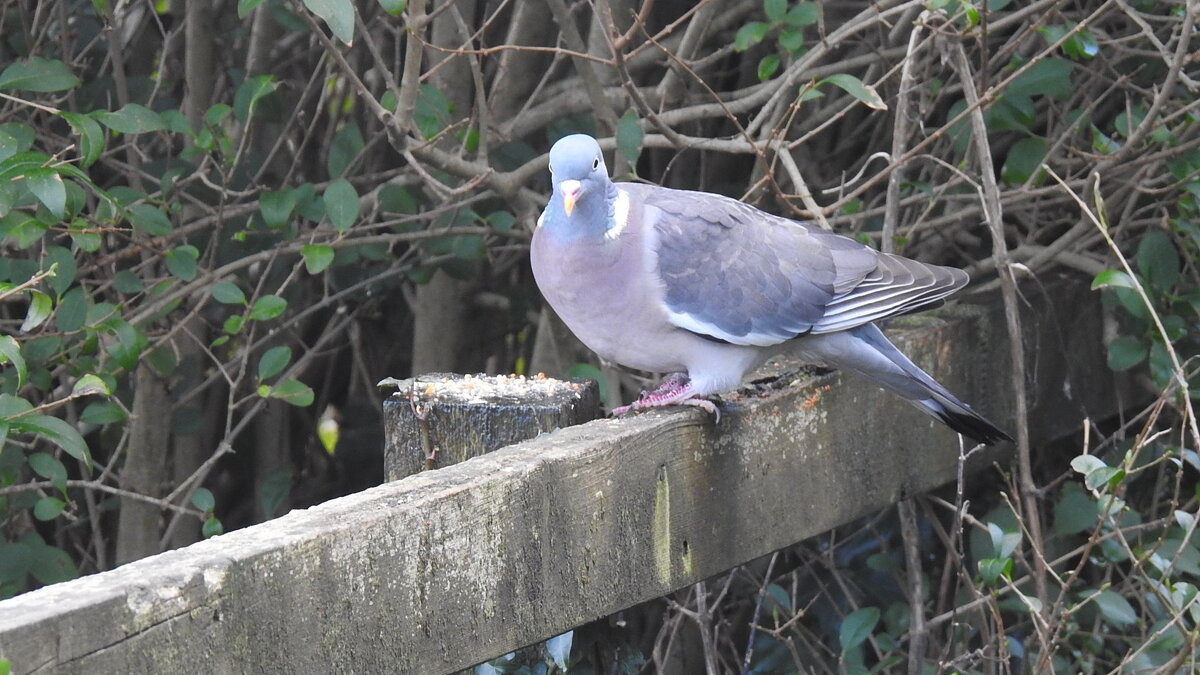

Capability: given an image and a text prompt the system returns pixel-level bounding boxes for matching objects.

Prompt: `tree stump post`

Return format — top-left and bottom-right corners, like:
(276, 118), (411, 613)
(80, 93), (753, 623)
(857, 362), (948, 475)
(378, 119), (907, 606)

(381, 373), (602, 480)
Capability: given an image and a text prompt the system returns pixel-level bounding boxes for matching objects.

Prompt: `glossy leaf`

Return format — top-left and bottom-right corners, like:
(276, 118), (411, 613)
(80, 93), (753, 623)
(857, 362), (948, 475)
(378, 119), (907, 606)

(238, 0), (267, 17)
(545, 631), (573, 669)
(211, 282), (247, 305)
(1091, 269), (1136, 290)
(839, 606), (880, 654)
(1007, 58), (1073, 100)
(820, 73), (887, 110)
(1136, 230), (1180, 291)
(377, 0), (406, 14)
(127, 204), (172, 236)
(191, 487), (216, 513)
(233, 75), (277, 123)
(783, 2), (819, 27)
(164, 245), (199, 281)
(1002, 136), (1047, 185)
(33, 497), (65, 521)
(21, 291), (52, 333)
(93, 104), (167, 134)
(249, 295), (288, 321)
(258, 346), (292, 381)
(1106, 336), (1147, 371)
(735, 22), (770, 52)
(764, 0), (787, 23)
(0, 58), (80, 92)
(324, 179), (359, 233)
(304, 0), (355, 44)
(28, 452), (67, 492)
(1092, 590), (1137, 627)
(72, 374), (111, 397)
(616, 109), (644, 167)
(0, 336), (26, 388)
(16, 414), (89, 463)
(59, 112), (104, 168)
(202, 517), (224, 538)
(758, 54), (781, 81)
(302, 245), (335, 273)
(270, 379), (314, 407)
(25, 169), (66, 219)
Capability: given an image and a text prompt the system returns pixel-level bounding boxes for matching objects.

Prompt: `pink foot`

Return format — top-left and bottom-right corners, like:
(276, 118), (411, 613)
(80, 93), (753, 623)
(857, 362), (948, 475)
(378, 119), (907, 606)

(610, 375), (720, 422)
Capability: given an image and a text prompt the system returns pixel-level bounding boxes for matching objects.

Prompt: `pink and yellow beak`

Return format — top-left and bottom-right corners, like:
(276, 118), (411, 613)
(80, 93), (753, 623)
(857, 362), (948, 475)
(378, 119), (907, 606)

(560, 180), (582, 215)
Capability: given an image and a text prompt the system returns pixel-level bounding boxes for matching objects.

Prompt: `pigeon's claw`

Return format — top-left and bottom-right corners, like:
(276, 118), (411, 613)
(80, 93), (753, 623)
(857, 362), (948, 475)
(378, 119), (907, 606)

(610, 374), (720, 422)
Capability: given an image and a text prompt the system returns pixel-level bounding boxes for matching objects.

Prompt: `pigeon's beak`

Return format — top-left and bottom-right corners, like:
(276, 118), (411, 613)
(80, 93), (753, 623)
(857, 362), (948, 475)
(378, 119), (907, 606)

(560, 180), (581, 215)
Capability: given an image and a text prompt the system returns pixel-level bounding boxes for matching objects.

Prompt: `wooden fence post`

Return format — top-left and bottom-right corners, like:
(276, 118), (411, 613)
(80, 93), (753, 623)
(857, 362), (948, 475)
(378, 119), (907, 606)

(381, 373), (601, 480)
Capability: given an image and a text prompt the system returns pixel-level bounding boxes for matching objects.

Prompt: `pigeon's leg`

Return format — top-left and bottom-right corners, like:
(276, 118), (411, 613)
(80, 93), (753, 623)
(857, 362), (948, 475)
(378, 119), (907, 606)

(641, 372), (689, 399)
(611, 376), (720, 421)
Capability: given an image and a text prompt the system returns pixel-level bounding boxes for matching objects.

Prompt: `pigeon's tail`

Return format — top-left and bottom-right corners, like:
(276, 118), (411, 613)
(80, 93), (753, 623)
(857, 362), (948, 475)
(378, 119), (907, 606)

(798, 323), (1013, 445)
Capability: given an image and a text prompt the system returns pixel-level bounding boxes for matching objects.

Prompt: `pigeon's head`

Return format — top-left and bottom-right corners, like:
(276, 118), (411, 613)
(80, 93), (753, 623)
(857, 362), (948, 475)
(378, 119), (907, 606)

(548, 134), (610, 218)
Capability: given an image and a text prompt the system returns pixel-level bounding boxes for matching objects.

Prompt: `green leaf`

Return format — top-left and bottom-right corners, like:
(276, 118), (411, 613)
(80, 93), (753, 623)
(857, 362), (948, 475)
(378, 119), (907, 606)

(779, 27), (805, 53)
(53, 283), (87, 331)
(164, 245), (199, 281)
(764, 0), (787, 23)
(820, 73), (888, 110)
(33, 497), (65, 521)
(0, 393), (34, 418)
(304, 0), (355, 44)
(211, 282), (247, 306)
(190, 487), (216, 513)
(977, 558), (1012, 585)
(1091, 269), (1137, 290)
(839, 606), (880, 654)
(238, 0), (267, 17)
(59, 112), (104, 168)
(259, 188), (299, 229)
(1092, 590), (1137, 627)
(377, 0), (406, 14)
(249, 295), (288, 321)
(28, 541), (77, 584)
(734, 22), (770, 52)
(414, 84), (453, 139)
(28, 452), (67, 492)
(0, 336), (26, 388)
(1071, 454), (1106, 475)
(25, 169), (66, 219)
(1053, 483), (1098, 535)
(270, 379), (315, 407)
(1107, 336), (1147, 371)
(302, 245), (335, 273)
(127, 204), (172, 236)
(0, 58), (80, 92)
(1002, 136), (1047, 185)
(15, 414), (89, 463)
(783, 2), (819, 27)
(81, 400), (126, 425)
(324, 179), (359, 233)
(72, 374), (111, 397)
(258, 346), (292, 381)
(233, 75), (277, 123)
(327, 123), (365, 178)
(1136, 230), (1180, 291)
(113, 270), (144, 295)
(485, 211), (515, 232)
(616, 109), (644, 167)
(758, 54), (781, 81)
(1007, 58), (1073, 100)
(259, 466), (293, 519)
(93, 104), (167, 134)
(223, 315), (245, 335)
(202, 516), (224, 538)
(1085, 466), (1124, 492)
(21, 290), (52, 333)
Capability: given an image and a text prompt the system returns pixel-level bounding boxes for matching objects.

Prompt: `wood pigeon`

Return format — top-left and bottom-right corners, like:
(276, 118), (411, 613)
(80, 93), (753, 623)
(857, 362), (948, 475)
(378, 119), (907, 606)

(531, 134), (1011, 445)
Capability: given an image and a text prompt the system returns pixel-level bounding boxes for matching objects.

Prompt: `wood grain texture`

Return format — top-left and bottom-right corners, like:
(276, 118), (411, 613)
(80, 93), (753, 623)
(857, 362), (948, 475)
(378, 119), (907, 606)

(0, 281), (1126, 674)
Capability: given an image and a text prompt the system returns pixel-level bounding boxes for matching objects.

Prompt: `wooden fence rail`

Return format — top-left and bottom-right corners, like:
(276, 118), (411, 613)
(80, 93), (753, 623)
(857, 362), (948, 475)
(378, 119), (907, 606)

(0, 281), (1126, 673)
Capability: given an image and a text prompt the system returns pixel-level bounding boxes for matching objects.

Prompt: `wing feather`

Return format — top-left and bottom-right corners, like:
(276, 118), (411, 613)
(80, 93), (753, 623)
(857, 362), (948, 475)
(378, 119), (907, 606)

(624, 183), (969, 346)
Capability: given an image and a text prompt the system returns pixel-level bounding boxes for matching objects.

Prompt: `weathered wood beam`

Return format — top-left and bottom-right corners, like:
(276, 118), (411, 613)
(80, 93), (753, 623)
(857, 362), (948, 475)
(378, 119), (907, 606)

(0, 281), (1126, 674)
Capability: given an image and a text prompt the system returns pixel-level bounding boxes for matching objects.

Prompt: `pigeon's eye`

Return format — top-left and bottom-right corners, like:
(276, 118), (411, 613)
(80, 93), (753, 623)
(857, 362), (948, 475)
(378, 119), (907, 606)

(592, 157), (600, 171)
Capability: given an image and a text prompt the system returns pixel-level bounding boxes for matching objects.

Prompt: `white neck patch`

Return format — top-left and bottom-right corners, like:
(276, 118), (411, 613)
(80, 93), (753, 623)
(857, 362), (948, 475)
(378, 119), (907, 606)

(605, 188), (631, 240)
